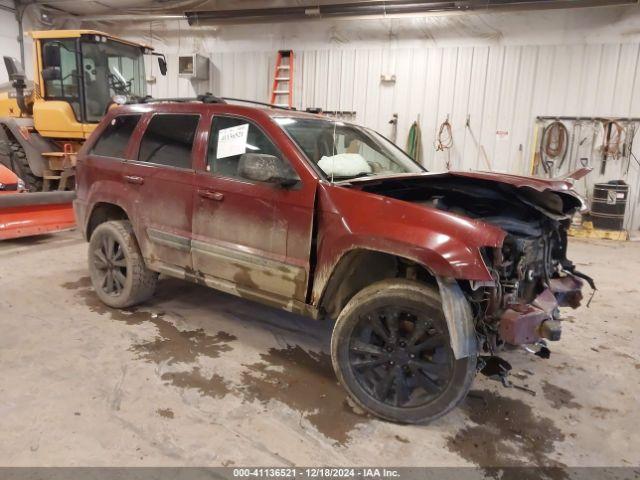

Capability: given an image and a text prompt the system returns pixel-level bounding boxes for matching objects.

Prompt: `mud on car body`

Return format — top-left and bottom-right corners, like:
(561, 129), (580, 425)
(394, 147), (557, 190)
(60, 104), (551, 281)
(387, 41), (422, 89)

(73, 99), (591, 424)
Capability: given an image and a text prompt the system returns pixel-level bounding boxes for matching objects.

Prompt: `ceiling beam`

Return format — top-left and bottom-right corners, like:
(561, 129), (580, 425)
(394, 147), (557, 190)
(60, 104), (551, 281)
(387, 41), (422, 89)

(40, 0), (640, 23)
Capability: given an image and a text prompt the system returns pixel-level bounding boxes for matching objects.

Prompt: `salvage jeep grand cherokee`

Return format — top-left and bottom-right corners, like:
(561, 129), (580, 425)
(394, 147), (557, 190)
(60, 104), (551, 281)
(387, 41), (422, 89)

(74, 99), (591, 424)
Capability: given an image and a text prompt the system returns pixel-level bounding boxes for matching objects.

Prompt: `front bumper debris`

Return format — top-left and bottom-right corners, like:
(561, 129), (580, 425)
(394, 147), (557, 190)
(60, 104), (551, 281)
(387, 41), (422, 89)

(498, 276), (584, 345)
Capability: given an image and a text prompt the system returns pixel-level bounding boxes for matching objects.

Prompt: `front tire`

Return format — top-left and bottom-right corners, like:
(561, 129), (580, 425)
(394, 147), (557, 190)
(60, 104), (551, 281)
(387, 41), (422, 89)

(331, 278), (476, 424)
(88, 220), (158, 308)
(7, 138), (42, 191)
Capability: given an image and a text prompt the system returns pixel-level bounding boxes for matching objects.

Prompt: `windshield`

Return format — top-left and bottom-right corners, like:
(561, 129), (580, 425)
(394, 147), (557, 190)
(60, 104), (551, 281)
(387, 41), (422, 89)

(81, 39), (146, 122)
(274, 117), (424, 181)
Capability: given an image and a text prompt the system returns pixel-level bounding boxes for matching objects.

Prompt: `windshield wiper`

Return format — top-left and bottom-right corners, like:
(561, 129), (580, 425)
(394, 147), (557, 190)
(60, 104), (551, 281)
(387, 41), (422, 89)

(331, 172), (376, 181)
(349, 172), (375, 179)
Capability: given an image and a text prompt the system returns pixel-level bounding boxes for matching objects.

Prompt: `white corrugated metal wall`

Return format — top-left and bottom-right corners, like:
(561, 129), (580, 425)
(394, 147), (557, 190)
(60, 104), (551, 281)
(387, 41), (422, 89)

(142, 42), (640, 230)
(0, 1), (19, 84)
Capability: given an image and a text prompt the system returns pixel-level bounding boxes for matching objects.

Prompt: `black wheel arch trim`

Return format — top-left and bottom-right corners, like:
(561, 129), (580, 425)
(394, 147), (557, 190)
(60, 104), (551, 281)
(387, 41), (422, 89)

(435, 276), (478, 360)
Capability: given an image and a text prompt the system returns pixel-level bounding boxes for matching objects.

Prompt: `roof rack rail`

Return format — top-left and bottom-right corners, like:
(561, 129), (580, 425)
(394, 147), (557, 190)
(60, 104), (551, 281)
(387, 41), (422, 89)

(221, 97), (296, 111)
(138, 93), (226, 104)
(132, 94), (296, 110)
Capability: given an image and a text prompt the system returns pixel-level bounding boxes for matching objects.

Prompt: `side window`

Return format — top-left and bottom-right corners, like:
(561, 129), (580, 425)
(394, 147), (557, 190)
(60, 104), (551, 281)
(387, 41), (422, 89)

(138, 114), (200, 169)
(42, 39), (81, 120)
(90, 114), (141, 158)
(207, 116), (290, 181)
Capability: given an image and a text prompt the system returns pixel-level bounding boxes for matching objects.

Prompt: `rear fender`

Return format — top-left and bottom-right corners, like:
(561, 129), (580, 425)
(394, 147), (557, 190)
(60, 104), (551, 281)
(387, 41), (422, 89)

(83, 197), (133, 240)
(0, 117), (57, 177)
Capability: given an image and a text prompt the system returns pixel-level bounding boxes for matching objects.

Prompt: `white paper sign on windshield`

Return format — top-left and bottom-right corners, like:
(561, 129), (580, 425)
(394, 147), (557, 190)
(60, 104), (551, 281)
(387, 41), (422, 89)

(217, 124), (249, 159)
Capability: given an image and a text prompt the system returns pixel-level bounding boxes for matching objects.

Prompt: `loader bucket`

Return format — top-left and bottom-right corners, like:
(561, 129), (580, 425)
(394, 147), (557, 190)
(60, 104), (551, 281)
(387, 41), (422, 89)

(0, 191), (75, 240)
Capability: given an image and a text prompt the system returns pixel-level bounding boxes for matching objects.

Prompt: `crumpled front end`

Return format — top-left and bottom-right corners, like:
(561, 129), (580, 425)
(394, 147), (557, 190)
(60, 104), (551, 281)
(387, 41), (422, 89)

(353, 171), (594, 350)
(477, 226), (591, 349)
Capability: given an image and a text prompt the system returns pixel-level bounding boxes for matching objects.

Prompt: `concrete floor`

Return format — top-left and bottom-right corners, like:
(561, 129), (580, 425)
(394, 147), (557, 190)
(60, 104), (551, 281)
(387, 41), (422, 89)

(0, 230), (638, 468)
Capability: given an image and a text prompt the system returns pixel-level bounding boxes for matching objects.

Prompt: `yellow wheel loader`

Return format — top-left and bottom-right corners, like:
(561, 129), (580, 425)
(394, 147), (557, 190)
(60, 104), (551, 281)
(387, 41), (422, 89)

(0, 30), (166, 240)
(0, 30), (166, 192)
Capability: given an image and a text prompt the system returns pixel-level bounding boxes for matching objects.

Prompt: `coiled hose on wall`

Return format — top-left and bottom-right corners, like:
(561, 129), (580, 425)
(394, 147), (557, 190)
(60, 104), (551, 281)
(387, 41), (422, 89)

(539, 121), (569, 174)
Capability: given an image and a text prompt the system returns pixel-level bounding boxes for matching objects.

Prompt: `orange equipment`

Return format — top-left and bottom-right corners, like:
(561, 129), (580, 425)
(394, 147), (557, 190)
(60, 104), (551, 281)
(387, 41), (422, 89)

(0, 164), (75, 240)
(270, 50), (294, 108)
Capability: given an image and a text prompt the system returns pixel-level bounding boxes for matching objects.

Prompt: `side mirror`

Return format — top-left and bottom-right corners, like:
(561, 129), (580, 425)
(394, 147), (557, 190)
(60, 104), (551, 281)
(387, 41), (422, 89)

(238, 153), (299, 187)
(43, 43), (61, 68)
(157, 55), (167, 76)
(3, 56), (26, 83)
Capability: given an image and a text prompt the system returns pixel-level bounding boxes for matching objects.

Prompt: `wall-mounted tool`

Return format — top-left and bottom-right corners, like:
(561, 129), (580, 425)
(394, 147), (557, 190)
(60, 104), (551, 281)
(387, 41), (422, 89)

(539, 120), (569, 177)
(467, 115), (492, 171)
(436, 116), (453, 170)
(406, 116), (422, 163)
(623, 122), (637, 176)
(600, 120), (624, 175)
(389, 113), (398, 143)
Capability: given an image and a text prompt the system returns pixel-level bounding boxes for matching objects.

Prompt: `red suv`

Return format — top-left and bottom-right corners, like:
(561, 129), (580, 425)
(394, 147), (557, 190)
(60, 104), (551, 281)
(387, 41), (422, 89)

(74, 98), (590, 424)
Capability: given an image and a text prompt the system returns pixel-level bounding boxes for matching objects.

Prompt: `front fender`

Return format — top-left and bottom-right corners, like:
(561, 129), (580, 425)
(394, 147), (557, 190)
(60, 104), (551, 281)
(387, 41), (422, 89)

(311, 183), (505, 304)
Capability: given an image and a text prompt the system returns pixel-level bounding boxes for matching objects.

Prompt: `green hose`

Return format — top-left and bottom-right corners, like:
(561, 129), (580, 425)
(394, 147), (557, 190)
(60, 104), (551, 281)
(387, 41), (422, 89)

(406, 120), (422, 163)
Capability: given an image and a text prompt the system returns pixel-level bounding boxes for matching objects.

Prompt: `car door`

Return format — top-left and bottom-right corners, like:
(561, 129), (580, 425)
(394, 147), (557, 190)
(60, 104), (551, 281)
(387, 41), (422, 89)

(191, 113), (316, 309)
(125, 112), (202, 273)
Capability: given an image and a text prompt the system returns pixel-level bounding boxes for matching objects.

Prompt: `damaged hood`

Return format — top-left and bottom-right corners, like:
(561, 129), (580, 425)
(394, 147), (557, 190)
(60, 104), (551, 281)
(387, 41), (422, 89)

(341, 170), (587, 220)
(447, 170), (574, 193)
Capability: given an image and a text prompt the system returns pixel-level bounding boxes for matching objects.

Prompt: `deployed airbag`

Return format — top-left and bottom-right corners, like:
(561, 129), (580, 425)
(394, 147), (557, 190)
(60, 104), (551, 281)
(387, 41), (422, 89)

(318, 153), (371, 178)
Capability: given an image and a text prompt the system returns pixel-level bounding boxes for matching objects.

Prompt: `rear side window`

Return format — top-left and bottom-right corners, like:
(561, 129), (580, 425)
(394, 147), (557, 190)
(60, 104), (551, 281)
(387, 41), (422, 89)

(138, 114), (200, 169)
(91, 114), (141, 158)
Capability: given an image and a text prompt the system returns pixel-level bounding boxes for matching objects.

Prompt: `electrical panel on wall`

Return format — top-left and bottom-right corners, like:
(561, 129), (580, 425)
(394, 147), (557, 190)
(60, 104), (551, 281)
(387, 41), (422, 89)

(178, 54), (210, 80)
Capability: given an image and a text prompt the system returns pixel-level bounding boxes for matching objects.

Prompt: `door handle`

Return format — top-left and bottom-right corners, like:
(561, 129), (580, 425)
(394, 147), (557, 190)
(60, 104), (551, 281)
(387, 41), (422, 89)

(198, 189), (224, 201)
(124, 175), (144, 185)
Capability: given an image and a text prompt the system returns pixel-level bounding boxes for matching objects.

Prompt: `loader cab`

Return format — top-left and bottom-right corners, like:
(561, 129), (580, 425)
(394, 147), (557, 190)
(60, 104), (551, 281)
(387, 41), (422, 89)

(31, 30), (166, 139)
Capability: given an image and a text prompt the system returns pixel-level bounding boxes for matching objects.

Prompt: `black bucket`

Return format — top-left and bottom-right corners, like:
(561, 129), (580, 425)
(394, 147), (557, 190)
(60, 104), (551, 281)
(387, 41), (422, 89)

(591, 181), (628, 231)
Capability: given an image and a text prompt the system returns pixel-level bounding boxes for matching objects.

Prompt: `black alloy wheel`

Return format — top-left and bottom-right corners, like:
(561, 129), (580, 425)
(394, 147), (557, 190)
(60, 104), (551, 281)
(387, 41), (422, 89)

(348, 305), (452, 408)
(331, 279), (477, 424)
(88, 220), (158, 308)
(92, 233), (128, 296)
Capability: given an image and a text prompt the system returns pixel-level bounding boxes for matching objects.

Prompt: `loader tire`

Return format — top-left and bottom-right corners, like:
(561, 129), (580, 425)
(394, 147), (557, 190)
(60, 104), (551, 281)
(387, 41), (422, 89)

(7, 138), (42, 192)
(88, 220), (158, 308)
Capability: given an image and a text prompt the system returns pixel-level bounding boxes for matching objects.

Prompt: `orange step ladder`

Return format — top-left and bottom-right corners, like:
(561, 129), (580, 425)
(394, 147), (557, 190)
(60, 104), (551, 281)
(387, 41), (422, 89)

(270, 50), (294, 108)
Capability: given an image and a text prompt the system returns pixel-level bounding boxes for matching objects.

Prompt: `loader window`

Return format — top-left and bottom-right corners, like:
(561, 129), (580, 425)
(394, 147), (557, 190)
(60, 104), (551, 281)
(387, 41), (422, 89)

(41, 39), (82, 121)
(90, 114), (141, 158)
(81, 39), (147, 123)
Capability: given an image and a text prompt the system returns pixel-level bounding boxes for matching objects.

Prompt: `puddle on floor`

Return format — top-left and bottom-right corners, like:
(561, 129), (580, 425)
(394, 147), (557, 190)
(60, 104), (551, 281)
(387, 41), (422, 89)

(66, 276), (368, 445)
(240, 345), (368, 445)
(541, 381), (582, 410)
(591, 405), (616, 419)
(157, 408), (174, 419)
(62, 277), (92, 290)
(132, 325), (236, 365)
(162, 368), (231, 399)
(63, 276), (237, 365)
(447, 389), (567, 480)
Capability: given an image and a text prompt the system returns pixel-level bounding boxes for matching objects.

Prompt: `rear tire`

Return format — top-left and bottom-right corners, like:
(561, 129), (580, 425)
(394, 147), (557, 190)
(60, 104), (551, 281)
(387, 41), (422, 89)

(331, 278), (477, 424)
(88, 220), (158, 308)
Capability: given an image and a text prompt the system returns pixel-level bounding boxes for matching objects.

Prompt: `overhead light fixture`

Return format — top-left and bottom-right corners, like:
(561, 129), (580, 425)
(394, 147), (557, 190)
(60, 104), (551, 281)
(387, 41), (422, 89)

(185, 0), (638, 26)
